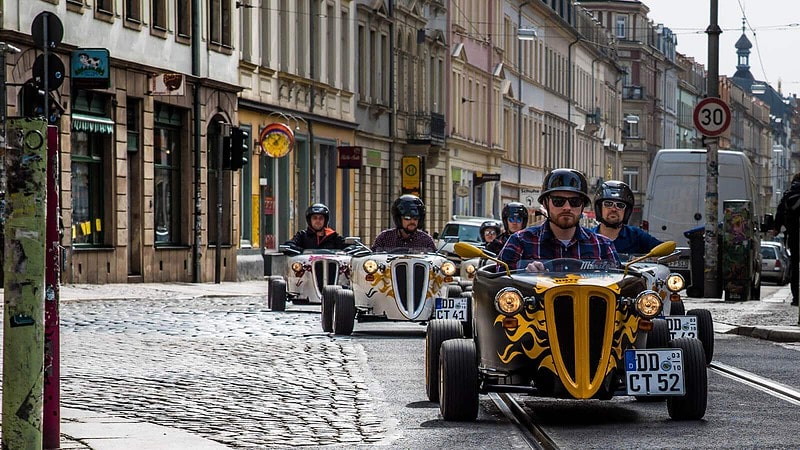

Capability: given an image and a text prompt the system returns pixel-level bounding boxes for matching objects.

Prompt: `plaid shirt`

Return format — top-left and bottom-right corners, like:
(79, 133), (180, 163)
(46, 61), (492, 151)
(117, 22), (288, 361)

(371, 228), (436, 253)
(498, 222), (620, 269)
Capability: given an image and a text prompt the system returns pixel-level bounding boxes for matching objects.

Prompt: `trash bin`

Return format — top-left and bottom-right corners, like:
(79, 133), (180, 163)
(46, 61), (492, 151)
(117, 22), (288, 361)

(684, 226), (705, 298)
(721, 200), (754, 302)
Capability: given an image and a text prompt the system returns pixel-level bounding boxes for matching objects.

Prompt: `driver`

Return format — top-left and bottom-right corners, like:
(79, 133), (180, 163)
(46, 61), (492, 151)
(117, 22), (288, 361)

(284, 203), (347, 251)
(498, 168), (620, 271)
(372, 194), (436, 252)
(591, 180), (662, 255)
(485, 202), (528, 255)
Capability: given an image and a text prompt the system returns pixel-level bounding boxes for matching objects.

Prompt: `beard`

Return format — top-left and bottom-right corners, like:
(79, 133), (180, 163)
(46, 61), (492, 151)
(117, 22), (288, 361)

(603, 215), (623, 227)
(550, 213), (580, 230)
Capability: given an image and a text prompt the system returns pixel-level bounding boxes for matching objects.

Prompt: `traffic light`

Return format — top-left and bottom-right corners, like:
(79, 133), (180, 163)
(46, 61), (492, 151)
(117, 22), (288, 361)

(222, 133), (233, 170)
(230, 127), (249, 171)
(21, 81), (63, 124)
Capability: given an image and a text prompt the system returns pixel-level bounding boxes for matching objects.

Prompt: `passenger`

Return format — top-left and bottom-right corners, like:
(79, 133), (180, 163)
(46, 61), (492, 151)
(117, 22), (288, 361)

(771, 172), (800, 306)
(479, 220), (503, 246)
(498, 168), (620, 271)
(591, 180), (663, 255)
(284, 203), (347, 251)
(372, 194), (436, 253)
(485, 202), (528, 255)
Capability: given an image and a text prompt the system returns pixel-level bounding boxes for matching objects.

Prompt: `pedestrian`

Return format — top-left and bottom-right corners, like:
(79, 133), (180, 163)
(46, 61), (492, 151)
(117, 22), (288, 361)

(772, 172), (800, 306)
(372, 194), (436, 253)
(485, 202), (528, 255)
(284, 203), (347, 252)
(592, 180), (663, 256)
(498, 168), (620, 272)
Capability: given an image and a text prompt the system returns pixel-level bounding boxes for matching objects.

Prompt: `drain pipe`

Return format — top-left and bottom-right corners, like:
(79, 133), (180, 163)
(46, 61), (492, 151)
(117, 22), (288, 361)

(388, 0), (396, 229)
(567, 36), (580, 168)
(192, 0), (202, 282)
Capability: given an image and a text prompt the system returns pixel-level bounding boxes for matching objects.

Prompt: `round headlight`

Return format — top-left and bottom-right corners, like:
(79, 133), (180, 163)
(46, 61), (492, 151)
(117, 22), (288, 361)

(635, 291), (663, 319)
(441, 261), (456, 276)
(291, 262), (304, 272)
(363, 259), (378, 274)
(465, 264), (476, 275)
(495, 287), (523, 315)
(666, 274), (685, 293)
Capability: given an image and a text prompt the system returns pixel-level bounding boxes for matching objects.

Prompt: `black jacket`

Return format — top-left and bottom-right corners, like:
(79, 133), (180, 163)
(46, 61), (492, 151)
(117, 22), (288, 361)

(286, 227), (347, 251)
(775, 181), (800, 236)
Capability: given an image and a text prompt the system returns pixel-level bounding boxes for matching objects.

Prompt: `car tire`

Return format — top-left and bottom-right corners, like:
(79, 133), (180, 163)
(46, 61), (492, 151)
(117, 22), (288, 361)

(321, 286), (340, 333)
(635, 319), (670, 402)
(439, 339), (478, 421)
(751, 272), (762, 300)
(670, 299), (686, 316)
(425, 319), (464, 403)
(666, 337), (708, 420)
(333, 289), (355, 336)
(447, 284), (463, 298)
(686, 308), (714, 364)
(269, 278), (286, 312)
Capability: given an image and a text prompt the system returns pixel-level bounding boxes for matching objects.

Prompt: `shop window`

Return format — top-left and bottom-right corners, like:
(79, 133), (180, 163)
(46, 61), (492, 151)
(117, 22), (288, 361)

(154, 104), (184, 245)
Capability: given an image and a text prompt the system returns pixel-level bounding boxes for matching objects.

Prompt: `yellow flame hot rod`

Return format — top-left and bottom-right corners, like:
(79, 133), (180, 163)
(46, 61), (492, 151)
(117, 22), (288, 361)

(425, 242), (708, 422)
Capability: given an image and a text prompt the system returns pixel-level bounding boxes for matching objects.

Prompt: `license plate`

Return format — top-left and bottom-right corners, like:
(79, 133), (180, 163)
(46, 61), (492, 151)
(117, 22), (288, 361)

(667, 259), (689, 269)
(435, 297), (467, 321)
(625, 349), (685, 396)
(663, 315), (698, 339)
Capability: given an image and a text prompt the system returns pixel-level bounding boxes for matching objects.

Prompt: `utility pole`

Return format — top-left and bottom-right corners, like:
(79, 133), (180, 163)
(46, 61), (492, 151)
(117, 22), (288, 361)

(704, 0), (722, 298)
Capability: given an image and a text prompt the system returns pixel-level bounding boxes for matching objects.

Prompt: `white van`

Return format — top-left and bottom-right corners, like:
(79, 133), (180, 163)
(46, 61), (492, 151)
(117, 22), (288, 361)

(641, 149), (761, 298)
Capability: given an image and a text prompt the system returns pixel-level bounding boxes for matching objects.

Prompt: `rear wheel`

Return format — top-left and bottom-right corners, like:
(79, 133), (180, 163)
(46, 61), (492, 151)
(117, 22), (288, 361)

(447, 284), (463, 298)
(425, 319), (464, 402)
(439, 339), (479, 421)
(635, 319), (670, 402)
(667, 337), (708, 420)
(269, 278), (286, 312)
(332, 289), (355, 336)
(686, 308), (714, 364)
(321, 286), (340, 332)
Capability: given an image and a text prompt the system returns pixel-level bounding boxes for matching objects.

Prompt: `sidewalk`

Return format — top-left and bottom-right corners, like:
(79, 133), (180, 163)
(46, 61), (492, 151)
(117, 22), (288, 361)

(3, 279), (798, 449)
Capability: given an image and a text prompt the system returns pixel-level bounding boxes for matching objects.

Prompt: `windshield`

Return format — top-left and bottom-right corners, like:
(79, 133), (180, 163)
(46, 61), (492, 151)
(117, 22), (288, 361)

(440, 223), (482, 243)
(500, 258), (621, 274)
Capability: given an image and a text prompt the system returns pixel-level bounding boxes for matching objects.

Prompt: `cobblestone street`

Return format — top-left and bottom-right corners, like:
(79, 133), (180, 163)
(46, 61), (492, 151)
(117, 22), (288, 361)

(4, 295), (391, 448)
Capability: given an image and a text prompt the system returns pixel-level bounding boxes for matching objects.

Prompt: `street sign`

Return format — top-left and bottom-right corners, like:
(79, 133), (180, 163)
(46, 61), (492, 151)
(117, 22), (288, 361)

(693, 98), (731, 137)
(473, 172), (500, 185)
(520, 188), (540, 208)
(31, 11), (63, 50)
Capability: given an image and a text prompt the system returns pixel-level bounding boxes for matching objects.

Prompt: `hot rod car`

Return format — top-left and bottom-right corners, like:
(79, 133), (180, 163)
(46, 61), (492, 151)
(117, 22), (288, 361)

(321, 247), (468, 336)
(425, 241), (708, 421)
(267, 245), (354, 312)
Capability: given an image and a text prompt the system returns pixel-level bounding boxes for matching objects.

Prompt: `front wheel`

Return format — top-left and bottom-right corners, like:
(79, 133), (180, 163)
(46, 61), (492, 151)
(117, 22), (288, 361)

(425, 319), (464, 403)
(332, 289), (355, 336)
(439, 339), (479, 421)
(269, 278), (287, 312)
(667, 338), (708, 420)
(321, 286), (340, 332)
(686, 308), (714, 364)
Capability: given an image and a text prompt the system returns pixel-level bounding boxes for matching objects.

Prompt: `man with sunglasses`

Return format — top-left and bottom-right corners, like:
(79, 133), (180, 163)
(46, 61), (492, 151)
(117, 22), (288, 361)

(498, 169), (619, 271)
(485, 202), (529, 255)
(591, 180), (662, 256)
(372, 194), (436, 253)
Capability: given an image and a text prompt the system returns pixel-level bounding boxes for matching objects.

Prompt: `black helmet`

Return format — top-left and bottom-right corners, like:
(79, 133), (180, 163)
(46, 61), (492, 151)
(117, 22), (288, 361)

(538, 168), (590, 206)
(501, 202), (529, 230)
(479, 220), (502, 243)
(593, 180), (634, 226)
(391, 195), (426, 229)
(305, 203), (330, 228)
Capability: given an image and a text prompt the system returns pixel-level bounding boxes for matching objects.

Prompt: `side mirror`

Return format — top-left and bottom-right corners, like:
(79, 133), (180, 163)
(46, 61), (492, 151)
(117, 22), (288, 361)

(761, 214), (774, 233)
(454, 242), (510, 276)
(624, 241), (677, 274)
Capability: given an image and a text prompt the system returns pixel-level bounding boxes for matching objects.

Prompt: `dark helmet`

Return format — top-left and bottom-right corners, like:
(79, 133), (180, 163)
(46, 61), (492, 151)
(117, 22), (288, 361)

(391, 194), (426, 229)
(479, 220), (502, 243)
(305, 203), (330, 228)
(537, 168), (590, 206)
(501, 202), (529, 230)
(593, 180), (635, 226)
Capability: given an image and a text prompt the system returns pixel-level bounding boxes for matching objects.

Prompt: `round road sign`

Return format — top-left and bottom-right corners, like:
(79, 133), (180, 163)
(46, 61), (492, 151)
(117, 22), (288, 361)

(693, 97), (731, 136)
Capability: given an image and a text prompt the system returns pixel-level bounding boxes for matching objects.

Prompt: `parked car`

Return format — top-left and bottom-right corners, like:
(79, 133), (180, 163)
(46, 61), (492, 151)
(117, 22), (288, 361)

(761, 241), (790, 286)
(426, 241), (708, 421)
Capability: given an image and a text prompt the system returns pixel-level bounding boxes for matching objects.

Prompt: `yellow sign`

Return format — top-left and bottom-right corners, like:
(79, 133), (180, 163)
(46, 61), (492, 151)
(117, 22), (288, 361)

(259, 123), (295, 158)
(402, 156), (421, 195)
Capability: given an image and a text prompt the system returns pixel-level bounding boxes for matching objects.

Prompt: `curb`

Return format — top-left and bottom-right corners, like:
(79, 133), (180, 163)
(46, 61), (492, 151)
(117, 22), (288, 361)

(723, 325), (800, 343)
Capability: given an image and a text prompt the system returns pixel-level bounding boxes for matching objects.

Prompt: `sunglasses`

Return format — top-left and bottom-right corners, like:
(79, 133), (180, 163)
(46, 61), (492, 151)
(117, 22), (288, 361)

(602, 200), (627, 210)
(484, 230), (497, 235)
(507, 216), (523, 223)
(402, 215), (420, 221)
(549, 196), (585, 208)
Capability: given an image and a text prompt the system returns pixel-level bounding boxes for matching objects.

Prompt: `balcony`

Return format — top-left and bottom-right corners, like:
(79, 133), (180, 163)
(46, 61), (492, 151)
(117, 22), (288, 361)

(623, 85), (644, 100)
(406, 112), (445, 146)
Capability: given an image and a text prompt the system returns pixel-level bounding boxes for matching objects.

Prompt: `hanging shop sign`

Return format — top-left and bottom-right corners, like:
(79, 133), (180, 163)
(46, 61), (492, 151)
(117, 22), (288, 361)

(150, 73), (185, 96)
(337, 146), (363, 169)
(259, 123), (295, 158)
(70, 48), (110, 89)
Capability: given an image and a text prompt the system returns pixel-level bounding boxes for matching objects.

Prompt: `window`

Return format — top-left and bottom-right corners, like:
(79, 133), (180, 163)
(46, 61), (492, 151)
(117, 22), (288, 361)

(96, 0), (113, 13)
(124, 0), (141, 23)
(624, 120), (640, 138)
(152, 0), (167, 30)
(154, 104), (183, 245)
(615, 15), (627, 39)
(209, 0), (232, 47)
(623, 166), (640, 192)
(177, 0), (191, 39)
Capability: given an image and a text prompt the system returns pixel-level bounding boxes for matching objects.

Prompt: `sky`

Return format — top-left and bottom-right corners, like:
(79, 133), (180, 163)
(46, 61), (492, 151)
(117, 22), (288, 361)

(644, 0), (800, 96)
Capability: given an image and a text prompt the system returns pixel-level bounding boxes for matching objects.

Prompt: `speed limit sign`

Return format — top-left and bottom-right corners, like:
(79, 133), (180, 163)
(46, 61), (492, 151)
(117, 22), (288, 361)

(693, 97), (731, 136)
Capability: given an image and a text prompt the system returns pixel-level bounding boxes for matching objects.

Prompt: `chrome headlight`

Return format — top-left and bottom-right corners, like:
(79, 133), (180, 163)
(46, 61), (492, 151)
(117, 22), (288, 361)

(291, 262), (304, 272)
(666, 274), (685, 292)
(465, 264), (476, 275)
(635, 290), (663, 319)
(441, 261), (456, 276)
(495, 287), (523, 316)
(363, 259), (378, 274)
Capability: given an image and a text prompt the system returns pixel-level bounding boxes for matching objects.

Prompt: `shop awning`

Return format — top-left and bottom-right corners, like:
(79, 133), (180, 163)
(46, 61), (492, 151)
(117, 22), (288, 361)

(71, 113), (114, 134)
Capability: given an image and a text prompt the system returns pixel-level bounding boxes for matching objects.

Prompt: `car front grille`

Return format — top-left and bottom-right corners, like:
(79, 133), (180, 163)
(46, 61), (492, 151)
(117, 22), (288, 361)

(392, 260), (430, 319)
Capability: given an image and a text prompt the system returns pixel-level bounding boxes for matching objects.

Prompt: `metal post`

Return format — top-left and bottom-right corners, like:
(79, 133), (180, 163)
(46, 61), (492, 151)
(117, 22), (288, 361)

(215, 122), (229, 283)
(43, 125), (60, 448)
(191, 0), (202, 282)
(517, 4), (524, 188)
(704, 0), (722, 298)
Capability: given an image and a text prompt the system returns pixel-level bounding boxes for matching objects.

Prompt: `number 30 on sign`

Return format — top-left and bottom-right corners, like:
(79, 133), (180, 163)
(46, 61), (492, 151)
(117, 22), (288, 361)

(693, 97), (731, 137)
